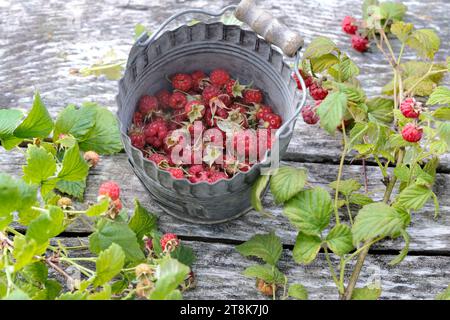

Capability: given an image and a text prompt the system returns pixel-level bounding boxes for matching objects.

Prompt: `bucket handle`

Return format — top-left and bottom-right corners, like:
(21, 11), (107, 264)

(133, 2), (307, 141)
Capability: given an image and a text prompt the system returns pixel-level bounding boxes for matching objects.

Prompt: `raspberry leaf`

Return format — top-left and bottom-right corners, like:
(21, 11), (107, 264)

(170, 245), (196, 267)
(128, 199), (158, 245)
(352, 203), (405, 245)
(13, 92), (54, 140)
(12, 235), (38, 272)
(367, 97), (394, 124)
(26, 206), (65, 247)
(292, 232), (321, 265)
(432, 107), (450, 121)
(349, 193), (374, 206)
(23, 145), (57, 186)
(329, 179), (362, 196)
(242, 264), (285, 285)
(93, 243), (125, 288)
(149, 256), (190, 300)
(58, 144), (89, 181)
(304, 36), (339, 59)
(0, 109), (23, 149)
(270, 166), (307, 204)
(391, 21), (414, 42)
(388, 229), (410, 265)
(53, 104), (97, 142)
(395, 183), (433, 210)
(86, 198), (110, 217)
(288, 284), (309, 300)
(283, 187), (332, 235)
(250, 175), (270, 214)
(379, 1), (407, 21)
(316, 92), (348, 135)
(89, 219), (145, 262)
(236, 232), (282, 266)
(326, 224), (354, 256)
(427, 87), (450, 106)
(351, 286), (382, 300)
(310, 54), (339, 73)
(406, 29), (440, 59)
(55, 180), (86, 200)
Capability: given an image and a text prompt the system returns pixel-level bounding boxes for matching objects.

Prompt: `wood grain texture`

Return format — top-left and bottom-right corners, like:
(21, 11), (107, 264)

(49, 237), (450, 300)
(2, 149), (449, 253)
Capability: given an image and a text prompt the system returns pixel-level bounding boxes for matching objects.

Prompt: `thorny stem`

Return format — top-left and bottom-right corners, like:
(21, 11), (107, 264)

(362, 159), (369, 194)
(45, 258), (74, 282)
(324, 247), (341, 291)
(334, 121), (349, 225)
(345, 196), (353, 225)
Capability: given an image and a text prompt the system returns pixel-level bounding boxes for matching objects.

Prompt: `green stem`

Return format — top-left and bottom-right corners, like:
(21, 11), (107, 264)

(339, 259), (346, 295)
(324, 247), (340, 291)
(345, 196), (353, 225)
(334, 121), (348, 225)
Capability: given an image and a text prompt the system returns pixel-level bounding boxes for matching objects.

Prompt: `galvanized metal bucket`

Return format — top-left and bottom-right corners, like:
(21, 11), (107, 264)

(117, 0), (307, 224)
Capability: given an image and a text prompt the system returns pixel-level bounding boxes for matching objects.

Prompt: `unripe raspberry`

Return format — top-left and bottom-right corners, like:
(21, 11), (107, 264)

(160, 233), (180, 252)
(57, 197), (72, 208)
(98, 181), (120, 200)
(342, 16), (358, 35)
(135, 264), (154, 278)
(84, 151), (100, 168)
(402, 123), (423, 143)
(351, 35), (369, 52)
(136, 278), (154, 298)
(400, 97), (421, 118)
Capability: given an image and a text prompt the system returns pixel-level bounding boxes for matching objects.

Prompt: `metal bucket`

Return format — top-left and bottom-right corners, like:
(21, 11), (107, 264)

(117, 1), (307, 224)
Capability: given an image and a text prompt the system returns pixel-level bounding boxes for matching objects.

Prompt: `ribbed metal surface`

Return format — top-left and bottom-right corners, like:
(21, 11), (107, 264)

(117, 22), (301, 223)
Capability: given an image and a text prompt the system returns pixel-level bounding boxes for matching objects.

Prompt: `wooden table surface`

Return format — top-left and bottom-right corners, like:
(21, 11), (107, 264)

(0, 0), (449, 299)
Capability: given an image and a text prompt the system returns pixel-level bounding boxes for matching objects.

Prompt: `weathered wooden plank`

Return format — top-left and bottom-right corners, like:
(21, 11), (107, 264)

(2, 149), (449, 252)
(48, 237), (450, 300)
(1, 0), (449, 169)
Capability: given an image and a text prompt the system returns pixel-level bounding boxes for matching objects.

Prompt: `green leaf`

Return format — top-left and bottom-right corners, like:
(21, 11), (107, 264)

(243, 264), (285, 285)
(134, 23), (151, 40)
(89, 220), (145, 262)
(3, 289), (31, 300)
(14, 92), (53, 139)
(53, 104), (97, 141)
(396, 184), (432, 210)
(149, 257), (190, 300)
(316, 92), (348, 135)
(329, 179), (361, 196)
(93, 243), (125, 287)
(128, 199), (158, 244)
(427, 86), (450, 105)
(283, 187), (332, 235)
(22, 145), (56, 185)
(310, 54), (339, 73)
(362, 0), (379, 19)
(367, 97), (394, 124)
(86, 198), (109, 217)
(78, 104), (123, 155)
(12, 235), (38, 271)
(352, 203), (405, 244)
(58, 143), (89, 181)
(288, 283), (308, 300)
(170, 245), (196, 267)
(270, 166), (307, 204)
(326, 224), (353, 256)
(304, 36), (338, 59)
(389, 229), (410, 265)
(0, 174), (37, 224)
(433, 107), (450, 120)
(0, 109), (23, 147)
(26, 206), (65, 246)
(336, 56), (360, 82)
(406, 29), (440, 59)
(55, 179), (86, 199)
(79, 50), (124, 81)
(349, 193), (374, 206)
(391, 21), (414, 42)
(57, 291), (88, 300)
(351, 286), (382, 300)
(236, 232), (282, 266)
(435, 285), (450, 300)
(251, 175), (270, 214)
(293, 232), (321, 265)
(380, 1), (407, 21)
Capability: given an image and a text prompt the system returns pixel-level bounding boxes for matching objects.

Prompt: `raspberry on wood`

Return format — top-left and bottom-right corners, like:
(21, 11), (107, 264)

(98, 181), (121, 201)
(83, 151), (100, 168)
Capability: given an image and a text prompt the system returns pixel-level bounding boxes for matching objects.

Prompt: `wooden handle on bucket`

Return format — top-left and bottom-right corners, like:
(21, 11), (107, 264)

(235, 0), (303, 57)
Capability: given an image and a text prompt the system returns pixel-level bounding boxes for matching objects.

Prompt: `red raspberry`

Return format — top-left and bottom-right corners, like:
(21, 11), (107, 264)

(351, 35), (369, 53)
(156, 89), (171, 109)
(256, 106), (273, 120)
(144, 120), (169, 148)
(243, 89), (263, 104)
(301, 105), (320, 125)
(112, 198), (122, 211)
(138, 95), (159, 116)
(293, 70), (313, 90)
(342, 16), (358, 35)
(160, 233), (180, 252)
(191, 70), (207, 92)
(185, 100), (205, 122)
(167, 167), (184, 179)
(208, 171), (228, 183)
(210, 69), (230, 87)
(148, 153), (169, 166)
(84, 151), (100, 168)
(129, 129), (146, 149)
(202, 85), (221, 105)
(169, 92), (188, 109)
(265, 113), (282, 129)
(189, 171), (210, 183)
(133, 112), (144, 126)
(400, 98), (421, 118)
(402, 123), (423, 143)
(225, 79), (245, 98)
(309, 83), (328, 101)
(171, 73), (193, 92)
(188, 164), (205, 176)
(204, 107), (229, 127)
(98, 181), (120, 201)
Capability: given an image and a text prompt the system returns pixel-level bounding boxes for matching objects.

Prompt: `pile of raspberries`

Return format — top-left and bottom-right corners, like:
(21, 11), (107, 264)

(128, 69), (282, 183)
